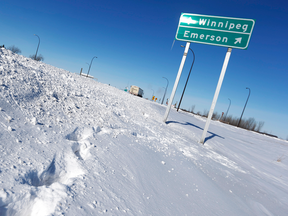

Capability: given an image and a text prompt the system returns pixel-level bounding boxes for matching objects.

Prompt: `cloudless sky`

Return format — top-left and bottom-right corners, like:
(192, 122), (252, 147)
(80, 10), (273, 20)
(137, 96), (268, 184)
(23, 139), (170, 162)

(1, 0), (288, 139)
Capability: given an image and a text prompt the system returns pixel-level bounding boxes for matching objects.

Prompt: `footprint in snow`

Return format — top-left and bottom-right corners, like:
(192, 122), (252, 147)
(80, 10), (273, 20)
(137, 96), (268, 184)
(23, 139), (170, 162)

(20, 156), (58, 187)
(12, 153), (84, 216)
(66, 126), (97, 160)
(66, 126), (94, 142)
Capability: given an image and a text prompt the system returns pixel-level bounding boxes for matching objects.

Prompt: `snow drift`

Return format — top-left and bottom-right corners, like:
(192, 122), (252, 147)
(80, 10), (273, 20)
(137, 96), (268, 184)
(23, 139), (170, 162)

(0, 48), (287, 215)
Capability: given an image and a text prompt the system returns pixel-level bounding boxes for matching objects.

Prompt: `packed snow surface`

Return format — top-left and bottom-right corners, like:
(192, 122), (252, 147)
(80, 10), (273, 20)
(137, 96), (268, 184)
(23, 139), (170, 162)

(0, 48), (287, 215)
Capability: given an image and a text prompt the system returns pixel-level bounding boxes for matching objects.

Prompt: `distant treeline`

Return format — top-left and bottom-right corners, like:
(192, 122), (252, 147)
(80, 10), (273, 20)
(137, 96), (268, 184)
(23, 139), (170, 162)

(180, 106), (277, 138)
(5, 45), (44, 61)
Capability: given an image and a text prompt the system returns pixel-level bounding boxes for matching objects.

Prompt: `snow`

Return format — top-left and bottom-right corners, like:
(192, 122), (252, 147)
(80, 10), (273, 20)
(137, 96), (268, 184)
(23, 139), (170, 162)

(0, 47), (287, 215)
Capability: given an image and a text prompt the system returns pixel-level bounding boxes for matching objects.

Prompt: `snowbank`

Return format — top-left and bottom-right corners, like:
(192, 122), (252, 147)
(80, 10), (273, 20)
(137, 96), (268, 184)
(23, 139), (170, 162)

(0, 48), (287, 215)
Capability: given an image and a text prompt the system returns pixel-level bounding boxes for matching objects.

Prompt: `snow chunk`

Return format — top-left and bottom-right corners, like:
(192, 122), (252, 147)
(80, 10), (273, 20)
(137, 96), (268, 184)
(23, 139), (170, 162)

(30, 182), (68, 216)
(0, 189), (8, 201)
(143, 113), (149, 118)
(7, 116), (12, 122)
(31, 117), (37, 125)
(66, 127), (93, 141)
(93, 126), (101, 133)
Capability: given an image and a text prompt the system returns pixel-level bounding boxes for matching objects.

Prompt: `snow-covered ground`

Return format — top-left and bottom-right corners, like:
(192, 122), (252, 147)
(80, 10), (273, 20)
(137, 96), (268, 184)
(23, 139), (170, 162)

(0, 48), (287, 216)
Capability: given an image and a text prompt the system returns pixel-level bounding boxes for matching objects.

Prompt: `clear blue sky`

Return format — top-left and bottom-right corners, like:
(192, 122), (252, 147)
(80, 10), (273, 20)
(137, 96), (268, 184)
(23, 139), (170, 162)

(1, 0), (287, 139)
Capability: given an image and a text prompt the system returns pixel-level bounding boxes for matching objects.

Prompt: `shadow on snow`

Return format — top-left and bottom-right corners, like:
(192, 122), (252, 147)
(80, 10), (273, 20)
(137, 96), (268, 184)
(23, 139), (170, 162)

(166, 121), (224, 143)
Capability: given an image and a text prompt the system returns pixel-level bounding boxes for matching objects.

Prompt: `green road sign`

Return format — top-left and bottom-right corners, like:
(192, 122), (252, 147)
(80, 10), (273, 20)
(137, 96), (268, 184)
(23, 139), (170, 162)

(175, 13), (255, 49)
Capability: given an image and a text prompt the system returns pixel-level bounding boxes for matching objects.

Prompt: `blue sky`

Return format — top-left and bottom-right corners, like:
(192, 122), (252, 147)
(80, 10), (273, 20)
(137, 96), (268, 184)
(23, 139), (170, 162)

(1, 0), (287, 139)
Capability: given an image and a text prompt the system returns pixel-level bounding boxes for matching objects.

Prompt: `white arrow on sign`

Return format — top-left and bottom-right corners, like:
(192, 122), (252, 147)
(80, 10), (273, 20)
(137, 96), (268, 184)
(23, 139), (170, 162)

(181, 16), (198, 25)
(234, 37), (242, 44)
(187, 17), (198, 25)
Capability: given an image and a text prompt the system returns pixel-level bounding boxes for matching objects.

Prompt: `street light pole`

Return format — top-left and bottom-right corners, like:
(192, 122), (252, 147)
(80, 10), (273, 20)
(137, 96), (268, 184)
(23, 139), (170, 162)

(161, 77), (169, 105)
(224, 98), (231, 121)
(34, 34), (40, 60)
(87, 56), (97, 77)
(237, 87), (251, 127)
(177, 45), (195, 112)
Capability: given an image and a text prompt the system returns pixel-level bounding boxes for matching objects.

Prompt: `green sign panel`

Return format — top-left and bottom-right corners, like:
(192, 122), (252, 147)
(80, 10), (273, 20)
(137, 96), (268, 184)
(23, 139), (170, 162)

(175, 13), (255, 49)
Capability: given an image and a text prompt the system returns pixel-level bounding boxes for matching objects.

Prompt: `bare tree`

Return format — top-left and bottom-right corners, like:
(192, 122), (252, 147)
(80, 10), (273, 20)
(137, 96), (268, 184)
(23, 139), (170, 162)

(220, 113), (265, 133)
(202, 109), (209, 117)
(225, 115), (233, 123)
(7, 45), (21, 54)
(212, 112), (220, 120)
(251, 121), (257, 131)
(255, 121), (265, 132)
(191, 105), (196, 113)
(29, 54), (44, 61)
(226, 116), (239, 126)
(245, 118), (256, 130)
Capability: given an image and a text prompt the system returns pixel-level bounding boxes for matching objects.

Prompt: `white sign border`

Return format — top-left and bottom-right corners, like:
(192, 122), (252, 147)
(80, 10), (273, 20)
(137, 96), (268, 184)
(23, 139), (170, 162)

(175, 13), (255, 50)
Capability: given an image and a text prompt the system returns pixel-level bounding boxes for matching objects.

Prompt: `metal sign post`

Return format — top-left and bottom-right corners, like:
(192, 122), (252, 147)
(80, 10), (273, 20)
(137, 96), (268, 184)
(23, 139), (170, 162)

(167, 13), (255, 144)
(200, 47), (232, 144)
(163, 42), (190, 122)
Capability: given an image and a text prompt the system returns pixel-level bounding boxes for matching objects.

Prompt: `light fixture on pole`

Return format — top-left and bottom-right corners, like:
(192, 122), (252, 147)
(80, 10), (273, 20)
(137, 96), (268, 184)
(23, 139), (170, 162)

(87, 56), (97, 77)
(177, 45), (195, 112)
(34, 34), (40, 60)
(237, 87), (251, 127)
(161, 77), (169, 105)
